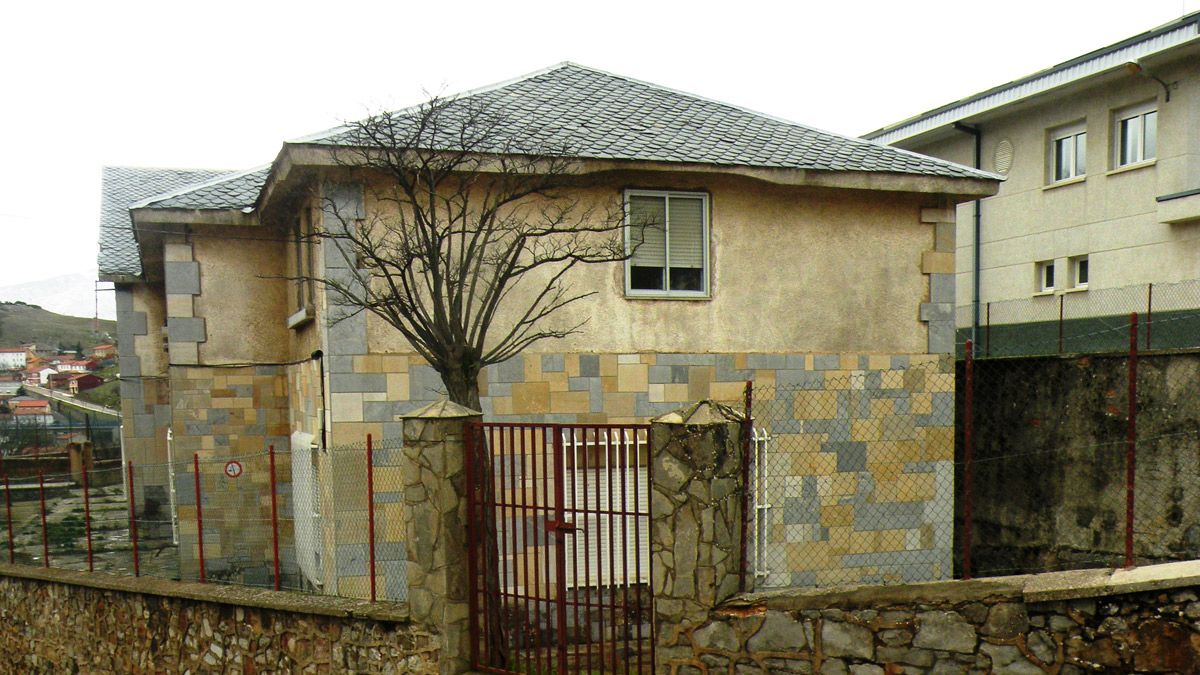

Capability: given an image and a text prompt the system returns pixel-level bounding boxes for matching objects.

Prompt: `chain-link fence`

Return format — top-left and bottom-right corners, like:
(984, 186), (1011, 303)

(745, 358), (957, 589)
(956, 278), (1200, 357)
(959, 335), (1200, 578)
(1, 435), (408, 604)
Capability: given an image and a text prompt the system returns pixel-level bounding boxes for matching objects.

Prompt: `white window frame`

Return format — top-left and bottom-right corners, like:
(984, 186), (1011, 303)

(1070, 255), (1089, 290)
(623, 189), (710, 299)
(1048, 122), (1087, 183)
(1114, 102), (1157, 167)
(1036, 260), (1056, 293)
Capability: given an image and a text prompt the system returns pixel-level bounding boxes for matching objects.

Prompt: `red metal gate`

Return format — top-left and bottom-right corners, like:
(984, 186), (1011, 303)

(465, 422), (654, 674)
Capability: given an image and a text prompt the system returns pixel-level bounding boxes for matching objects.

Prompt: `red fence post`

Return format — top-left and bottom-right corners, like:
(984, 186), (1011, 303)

(740, 380), (753, 593)
(82, 465), (93, 573)
(3, 475), (13, 564)
(366, 434), (376, 602)
(127, 460), (140, 577)
(962, 340), (975, 580)
(985, 302), (992, 357)
(1057, 294), (1065, 354)
(269, 444), (281, 592)
(193, 454), (205, 583)
(1125, 313), (1139, 569)
(1146, 283), (1153, 350)
(38, 471), (48, 568)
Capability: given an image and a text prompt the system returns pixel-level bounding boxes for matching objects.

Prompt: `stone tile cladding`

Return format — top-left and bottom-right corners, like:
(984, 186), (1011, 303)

(752, 354), (956, 588)
(332, 350), (954, 588)
(0, 568), (437, 673)
(663, 582), (1200, 674)
(170, 365), (293, 588)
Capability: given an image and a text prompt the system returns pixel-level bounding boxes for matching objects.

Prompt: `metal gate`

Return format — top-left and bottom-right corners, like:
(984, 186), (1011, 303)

(465, 422), (654, 674)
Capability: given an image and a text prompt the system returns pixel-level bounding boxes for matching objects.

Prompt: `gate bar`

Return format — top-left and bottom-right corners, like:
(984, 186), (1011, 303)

(127, 461), (140, 577)
(3, 475), (12, 564)
(962, 340), (975, 580)
(740, 380), (753, 592)
(366, 435), (376, 602)
(1125, 313), (1138, 569)
(551, 425), (569, 675)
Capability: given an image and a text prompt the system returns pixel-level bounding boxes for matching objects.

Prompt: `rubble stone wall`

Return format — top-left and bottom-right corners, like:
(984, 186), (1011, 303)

(0, 564), (438, 674)
(661, 563), (1200, 674)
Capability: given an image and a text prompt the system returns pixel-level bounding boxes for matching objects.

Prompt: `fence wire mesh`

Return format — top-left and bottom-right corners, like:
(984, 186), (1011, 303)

(745, 358), (957, 589)
(0, 435), (408, 604)
(960, 342), (1200, 578)
(956, 278), (1200, 357)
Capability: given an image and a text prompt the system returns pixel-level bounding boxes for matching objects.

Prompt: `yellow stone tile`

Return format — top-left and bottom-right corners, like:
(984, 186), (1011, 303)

(754, 369), (777, 390)
(617, 363), (648, 392)
(379, 354), (410, 373)
(663, 383), (689, 404)
(564, 353), (580, 377)
(386, 373), (410, 401)
(829, 473), (858, 498)
(794, 391), (837, 419)
(640, 353), (656, 365)
(868, 354), (892, 370)
(709, 380), (746, 402)
(600, 376), (618, 393)
(523, 356), (544, 382)
(648, 383), (665, 403)
(870, 399), (895, 418)
(599, 354), (618, 377)
(851, 421), (881, 442)
(603, 393), (636, 418)
(929, 373), (955, 393)
(821, 504), (853, 527)
(733, 353), (748, 370)
(687, 366), (714, 402)
(511, 382), (551, 414)
(550, 391), (590, 414)
(492, 397), (513, 416)
(868, 458), (903, 483)
(840, 354), (859, 370)
(545, 371), (569, 392)
(923, 428), (954, 460)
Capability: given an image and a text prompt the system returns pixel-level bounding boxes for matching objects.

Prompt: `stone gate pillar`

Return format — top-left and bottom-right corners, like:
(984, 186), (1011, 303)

(650, 400), (746, 669)
(399, 400), (481, 675)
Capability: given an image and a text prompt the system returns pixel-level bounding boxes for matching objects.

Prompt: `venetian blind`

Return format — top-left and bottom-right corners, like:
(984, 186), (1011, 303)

(628, 195), (666, 268)
(667, 195), (704, 269)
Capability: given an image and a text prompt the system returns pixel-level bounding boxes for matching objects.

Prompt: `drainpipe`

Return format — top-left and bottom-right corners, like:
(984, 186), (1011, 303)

(954, 122), (983, 353)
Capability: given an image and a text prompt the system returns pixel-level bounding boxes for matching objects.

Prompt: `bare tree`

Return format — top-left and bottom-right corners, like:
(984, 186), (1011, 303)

(314, 95), (627, 408)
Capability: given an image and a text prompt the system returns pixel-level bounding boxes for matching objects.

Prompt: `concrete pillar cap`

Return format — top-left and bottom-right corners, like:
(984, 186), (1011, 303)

(652, 399), (745, 425)
(397, 398), (482, 419)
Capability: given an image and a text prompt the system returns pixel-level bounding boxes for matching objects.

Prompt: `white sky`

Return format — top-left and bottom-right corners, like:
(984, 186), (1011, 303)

(0, 0), (1196, 294)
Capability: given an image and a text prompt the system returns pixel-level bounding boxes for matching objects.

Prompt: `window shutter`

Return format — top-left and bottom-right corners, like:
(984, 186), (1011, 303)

(667, 196), (704, 268)
(628, 195), (666, 267)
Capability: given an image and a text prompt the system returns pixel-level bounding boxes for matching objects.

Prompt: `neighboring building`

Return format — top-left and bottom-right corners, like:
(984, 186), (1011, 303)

(66, 373), (103, 395)
(0, 349), (27, 371)
(864, 12), (1200, 352)
(23, 366), (56, 386)
(91, 344), (117, 361)
(53, 359), (97, 373)
(11, 399), (54, 425)
(102, 63), (998, 592)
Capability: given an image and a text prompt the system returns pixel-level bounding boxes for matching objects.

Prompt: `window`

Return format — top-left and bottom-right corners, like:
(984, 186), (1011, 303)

(625, 190), (709, 297)
(1116, 104), (1157, 167)
(1070, 255), (1089, 289)
(1037, 260), (1056, 293)
(1049, 123), (1086, 182)
(288, 207), (316, 328)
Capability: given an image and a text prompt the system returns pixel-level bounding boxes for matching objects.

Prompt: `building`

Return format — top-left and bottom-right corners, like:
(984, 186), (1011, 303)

(91, 344), (117, 361)
(66, 373), (103, 395)
(0, 348), (27, 371)
(53, 359), (97, 373)
(101, 63), (998, 592)
(864, 12), (1200, 354)
(23, 366), (56, 386)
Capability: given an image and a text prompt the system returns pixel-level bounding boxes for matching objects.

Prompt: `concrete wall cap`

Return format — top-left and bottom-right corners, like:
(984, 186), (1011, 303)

(398, 398), (482, 419)
(653, 399), (745, 425)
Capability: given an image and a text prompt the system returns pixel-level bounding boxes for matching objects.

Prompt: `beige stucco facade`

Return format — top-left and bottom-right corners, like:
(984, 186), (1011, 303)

(877, 37), (1200, 333)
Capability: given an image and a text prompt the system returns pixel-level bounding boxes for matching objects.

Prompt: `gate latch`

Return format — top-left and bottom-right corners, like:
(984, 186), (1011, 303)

(545, 519), (578, 534)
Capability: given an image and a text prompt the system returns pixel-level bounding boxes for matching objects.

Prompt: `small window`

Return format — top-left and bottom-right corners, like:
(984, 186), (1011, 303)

(1115, 104), (1157, 167)
(1071, 255), (1089, 289)
(1037, 260), (1056, 293)
(625, 190), (709, 297)
(1049, 123), (1086, 182)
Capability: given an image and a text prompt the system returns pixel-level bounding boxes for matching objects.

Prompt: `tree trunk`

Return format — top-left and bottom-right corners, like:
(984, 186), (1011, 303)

(440, 363), (506, 667)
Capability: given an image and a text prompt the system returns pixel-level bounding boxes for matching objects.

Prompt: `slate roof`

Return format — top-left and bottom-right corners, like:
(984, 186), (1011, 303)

(97, 167), (230, 278)
(134, 166), (271, 210)
(306, 63), (996, 180)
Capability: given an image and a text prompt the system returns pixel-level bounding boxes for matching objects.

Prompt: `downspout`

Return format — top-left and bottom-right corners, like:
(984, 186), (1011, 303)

(954, 122), (982, 353)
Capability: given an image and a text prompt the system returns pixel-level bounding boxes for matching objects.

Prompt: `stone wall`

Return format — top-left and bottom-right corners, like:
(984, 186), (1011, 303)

(0, 563), (437, 673)
(665, 561), (1200, 674)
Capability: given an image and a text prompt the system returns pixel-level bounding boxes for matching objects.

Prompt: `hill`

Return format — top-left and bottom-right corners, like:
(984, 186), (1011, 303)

(0, 302), (116, 350)
(0, 273), (117, 321)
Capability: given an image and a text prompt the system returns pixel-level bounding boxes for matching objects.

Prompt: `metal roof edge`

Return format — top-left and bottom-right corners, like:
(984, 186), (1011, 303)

(863, 11), (1200, 144)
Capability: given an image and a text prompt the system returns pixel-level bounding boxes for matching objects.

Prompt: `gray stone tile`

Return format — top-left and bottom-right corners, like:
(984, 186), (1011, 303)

(164, 261), (200, 295)
(540, 354), (564, 373)
(776, 370), (825, 390)
(814, 354), (841, 371)
(327, 312), (367, 355)
(747, 354), (787, 370)
(578, 354), (599, 377)
(854, 502), (924, 531)
(825, 441), (867, 472)
(492, 357), (526, 383)
(408, 366), (445, 400)
(336, 543), (368, 576)
(648, 365), (673, 384)
(890, 355), (911, 370)
(329, 373), (387, 394)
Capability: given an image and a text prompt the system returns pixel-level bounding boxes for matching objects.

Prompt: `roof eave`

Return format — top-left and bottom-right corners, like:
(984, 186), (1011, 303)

(130, 208), (259, 228)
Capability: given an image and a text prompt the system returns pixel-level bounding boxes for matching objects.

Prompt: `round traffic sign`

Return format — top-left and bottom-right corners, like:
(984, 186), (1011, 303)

(224, 461), (243, 479)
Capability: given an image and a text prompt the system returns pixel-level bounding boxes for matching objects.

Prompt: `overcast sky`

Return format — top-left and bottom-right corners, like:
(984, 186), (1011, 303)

(1, 0), (1196, 303)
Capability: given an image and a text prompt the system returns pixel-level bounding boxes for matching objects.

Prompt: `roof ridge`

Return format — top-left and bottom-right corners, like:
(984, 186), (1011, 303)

(129, 163), (272, 210)
(105, 165), (230, 175)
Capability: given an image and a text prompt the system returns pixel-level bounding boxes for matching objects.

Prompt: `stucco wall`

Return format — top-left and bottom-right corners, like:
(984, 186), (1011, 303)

(358, 171), (940, 356)
(905, 54), (1200, 322)
(191, 232), (290, 365)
